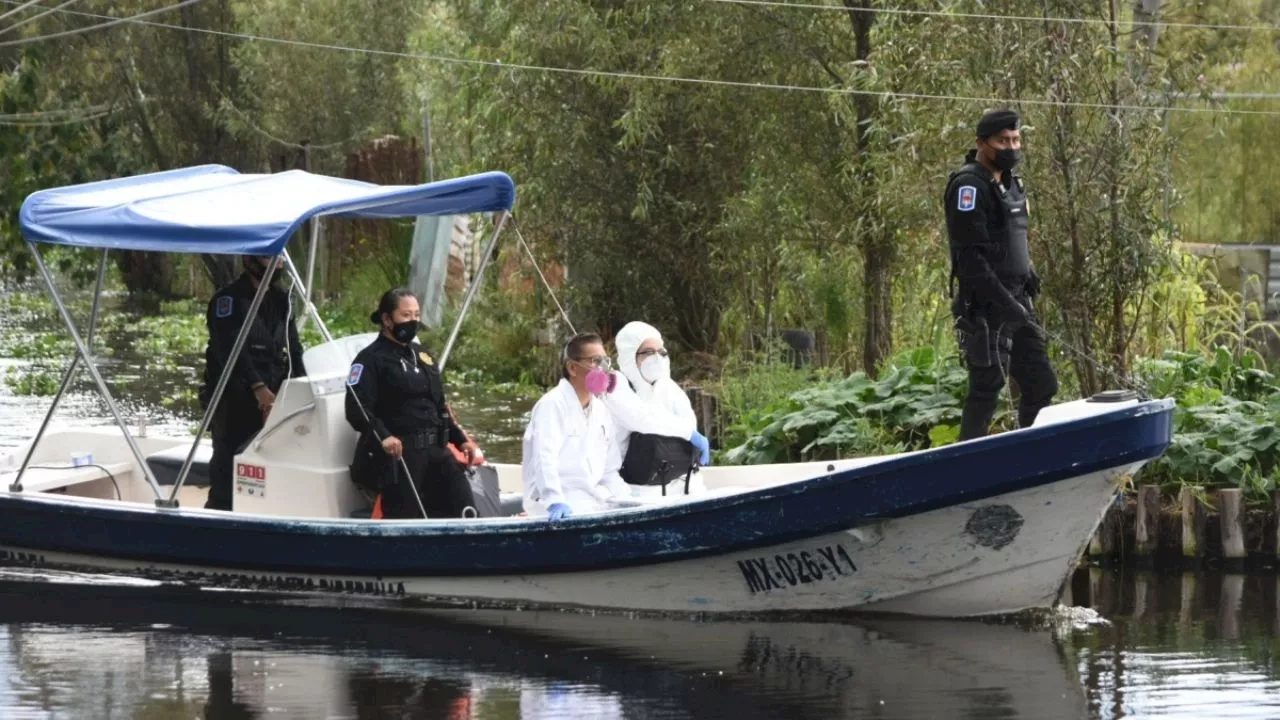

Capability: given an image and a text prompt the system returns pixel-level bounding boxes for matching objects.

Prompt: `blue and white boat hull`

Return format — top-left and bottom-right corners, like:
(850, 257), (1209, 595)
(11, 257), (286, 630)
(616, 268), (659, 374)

(0, 397), (1173, 617)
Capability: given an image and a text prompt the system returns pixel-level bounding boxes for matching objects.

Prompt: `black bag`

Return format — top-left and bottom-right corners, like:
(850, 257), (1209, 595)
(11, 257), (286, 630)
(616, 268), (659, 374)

(349, 431), (395, 494)
(620, 432), (699, 495)
(465, 465), (503, 517)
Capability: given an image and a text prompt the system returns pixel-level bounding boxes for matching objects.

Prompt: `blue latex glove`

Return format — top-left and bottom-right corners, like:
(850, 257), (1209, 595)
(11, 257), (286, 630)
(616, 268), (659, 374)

(689, 430), (711, 466)
(547, 503), (572, 521)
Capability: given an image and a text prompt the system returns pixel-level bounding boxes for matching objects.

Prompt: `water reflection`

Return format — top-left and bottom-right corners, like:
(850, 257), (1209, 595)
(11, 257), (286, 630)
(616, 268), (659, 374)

(0, 570), (1088, 719)
(1067, 569), (1280, 719)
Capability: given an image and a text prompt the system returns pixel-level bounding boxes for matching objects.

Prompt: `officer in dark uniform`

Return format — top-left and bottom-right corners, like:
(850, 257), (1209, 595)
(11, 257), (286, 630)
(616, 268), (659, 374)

(200, 255), (307, 510)
(344, 287), (478, 519)
(944, 108), (1059, 441)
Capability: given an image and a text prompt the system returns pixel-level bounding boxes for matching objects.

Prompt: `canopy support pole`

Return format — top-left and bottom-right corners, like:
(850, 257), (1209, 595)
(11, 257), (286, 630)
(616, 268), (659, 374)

(298, 218), (322, 332)
(23, 245), (167, 501)
(164, 254), (283, 507)
(284, 251), (332, 343)
(439, 210), (509, 372)
(11, 249), (109, 492)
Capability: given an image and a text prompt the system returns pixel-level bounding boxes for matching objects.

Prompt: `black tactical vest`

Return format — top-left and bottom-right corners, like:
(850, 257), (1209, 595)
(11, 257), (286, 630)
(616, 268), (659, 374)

(946, 162), (1032, 292)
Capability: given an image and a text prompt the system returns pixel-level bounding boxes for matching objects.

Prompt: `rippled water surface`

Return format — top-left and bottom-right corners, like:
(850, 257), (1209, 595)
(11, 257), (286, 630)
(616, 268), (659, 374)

(0, 568), (1278, 718)
(4, 288), (1280, 718)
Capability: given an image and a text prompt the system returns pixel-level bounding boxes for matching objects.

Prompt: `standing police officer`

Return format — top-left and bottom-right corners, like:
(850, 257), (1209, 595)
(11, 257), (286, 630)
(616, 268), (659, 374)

(944, 108), (1058, 441)
(344, 288), (479, 519)
(200, 255), (307, 510)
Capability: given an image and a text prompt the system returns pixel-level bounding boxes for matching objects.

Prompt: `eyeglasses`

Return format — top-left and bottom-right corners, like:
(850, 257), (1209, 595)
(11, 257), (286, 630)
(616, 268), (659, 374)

(573, 355), (613, 370)
(636, 348), (669, 360)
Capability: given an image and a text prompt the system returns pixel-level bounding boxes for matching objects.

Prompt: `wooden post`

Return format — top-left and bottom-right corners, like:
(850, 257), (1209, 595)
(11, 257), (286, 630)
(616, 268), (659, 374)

(1100, 501), (1122, 560)
(1088, 498), (1121, 564)
(1219, 489), (1246, 567)
(1135, 485), (1161, 560)
(685, 387), (720, 448)
(1181, 486), (1204, 562)
(1088, 526), (1105, 558)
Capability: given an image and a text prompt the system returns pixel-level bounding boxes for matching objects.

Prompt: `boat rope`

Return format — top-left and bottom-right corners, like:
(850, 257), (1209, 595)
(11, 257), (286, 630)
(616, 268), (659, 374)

(1036, 324), (1155, 398)
(512, 218), (576, 335)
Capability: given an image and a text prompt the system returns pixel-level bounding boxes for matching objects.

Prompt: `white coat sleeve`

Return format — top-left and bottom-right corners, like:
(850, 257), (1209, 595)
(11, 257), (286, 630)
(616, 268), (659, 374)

(602, 375), (696, 440)
(599, 414), (631, 499)
(529, 400), (568, 508)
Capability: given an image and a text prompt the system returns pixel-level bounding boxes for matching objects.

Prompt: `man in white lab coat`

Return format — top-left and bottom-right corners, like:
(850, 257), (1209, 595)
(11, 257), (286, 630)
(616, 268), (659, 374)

(602, 321), (711, 498)
(521, 332), (631, 520)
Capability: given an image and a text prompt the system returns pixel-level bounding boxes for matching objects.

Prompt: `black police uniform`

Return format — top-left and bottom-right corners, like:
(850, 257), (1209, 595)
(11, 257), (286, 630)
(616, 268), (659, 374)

(343, 335), (475, 519)
(199, 271), (306, 510)
(944, 148), (1058, 440)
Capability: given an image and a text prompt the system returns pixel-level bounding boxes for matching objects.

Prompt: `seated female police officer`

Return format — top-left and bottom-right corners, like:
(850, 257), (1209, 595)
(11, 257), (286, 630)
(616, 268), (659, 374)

(344, 288), (479, 519)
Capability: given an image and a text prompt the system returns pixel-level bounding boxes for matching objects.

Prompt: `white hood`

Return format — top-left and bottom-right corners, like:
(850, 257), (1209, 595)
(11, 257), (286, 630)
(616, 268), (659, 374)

(614, 321), (663, 400)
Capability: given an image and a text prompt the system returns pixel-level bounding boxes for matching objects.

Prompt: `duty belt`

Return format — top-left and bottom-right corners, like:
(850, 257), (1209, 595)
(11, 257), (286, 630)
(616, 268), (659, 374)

(404, 428), (447, 450)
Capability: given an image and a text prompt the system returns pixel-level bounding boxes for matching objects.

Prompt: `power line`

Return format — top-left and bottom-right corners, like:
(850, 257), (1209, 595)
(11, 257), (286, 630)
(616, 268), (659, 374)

(0, 0), (46, 24)
(6, 0), (1280, 117)
(0, 0), (204, 48)
(0, 108), (114, 125)
(0, 104), (109, 119)
(0, 0), (82, 38)
(707, 0), (1280, 34)
(218, 91), (368, 150)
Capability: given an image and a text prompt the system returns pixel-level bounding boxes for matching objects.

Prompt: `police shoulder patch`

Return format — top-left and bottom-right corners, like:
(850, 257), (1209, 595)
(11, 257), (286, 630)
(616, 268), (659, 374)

(419, 351), (434, 366)
(957, 185), (977, 212)
(215, 295), (233, 318)
(347, 363), (364, 386)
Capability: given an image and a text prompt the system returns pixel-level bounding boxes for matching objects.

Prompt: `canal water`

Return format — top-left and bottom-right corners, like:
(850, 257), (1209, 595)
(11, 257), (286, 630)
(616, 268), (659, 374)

(2, 288), (1280, 718)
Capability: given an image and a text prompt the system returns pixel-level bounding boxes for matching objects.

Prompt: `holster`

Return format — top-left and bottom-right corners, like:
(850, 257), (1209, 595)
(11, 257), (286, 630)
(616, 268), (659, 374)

(955, 315), (1012, 369)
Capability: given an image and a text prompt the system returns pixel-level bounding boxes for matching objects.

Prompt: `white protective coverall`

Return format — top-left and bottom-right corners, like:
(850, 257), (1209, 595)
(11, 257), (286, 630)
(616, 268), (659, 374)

(521, 378), (631, 516)
(602, 321), (707, 498)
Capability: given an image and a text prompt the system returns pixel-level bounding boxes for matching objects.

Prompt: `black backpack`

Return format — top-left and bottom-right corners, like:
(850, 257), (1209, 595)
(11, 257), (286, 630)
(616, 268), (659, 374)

(619, 432), (700, 496)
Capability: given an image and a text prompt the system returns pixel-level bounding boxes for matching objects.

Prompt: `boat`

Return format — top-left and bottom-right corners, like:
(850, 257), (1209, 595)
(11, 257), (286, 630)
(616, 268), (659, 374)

(0, 164), (1176, 618)
(0, 569), (1091, 719)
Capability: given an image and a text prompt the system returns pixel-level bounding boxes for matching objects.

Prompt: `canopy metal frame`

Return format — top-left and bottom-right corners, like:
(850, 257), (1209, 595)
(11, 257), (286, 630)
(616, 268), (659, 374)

(11, 203), (513, 509)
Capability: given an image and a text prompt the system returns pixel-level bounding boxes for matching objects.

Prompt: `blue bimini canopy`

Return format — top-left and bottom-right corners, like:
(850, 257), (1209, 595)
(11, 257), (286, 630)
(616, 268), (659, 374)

(18, 164), (517, 256)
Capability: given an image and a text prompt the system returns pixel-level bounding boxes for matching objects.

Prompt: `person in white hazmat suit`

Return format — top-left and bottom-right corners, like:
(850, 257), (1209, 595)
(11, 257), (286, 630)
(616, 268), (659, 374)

(601, 321), (712, 498)
(521, 332), (632, 520)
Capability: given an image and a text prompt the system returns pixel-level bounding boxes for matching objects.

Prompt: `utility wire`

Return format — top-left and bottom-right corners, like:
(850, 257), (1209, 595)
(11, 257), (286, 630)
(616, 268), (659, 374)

(0, 0), (204, 48)
(0, 108), (115, 125)
(5, 0), (1280, 116)
(707, 0), (1280, 34)
(0, 0), (45, 24)
(0, 104), (110, 119)
(0, 0), (80, 37)
(0, 114), (111, 126)
(218, 91), (368, 151)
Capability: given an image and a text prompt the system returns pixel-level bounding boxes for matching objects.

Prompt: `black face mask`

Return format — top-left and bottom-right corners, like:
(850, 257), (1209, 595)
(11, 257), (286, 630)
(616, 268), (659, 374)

(993, 148), (1021, 172)
(390, 320), (419, 344)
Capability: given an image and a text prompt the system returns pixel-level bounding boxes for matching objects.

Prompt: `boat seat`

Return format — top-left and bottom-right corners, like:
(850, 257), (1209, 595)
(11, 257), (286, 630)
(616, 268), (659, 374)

(500, 492), (524, 516)
(145, 444), (213, 488)
(2, 461), (136, 494)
